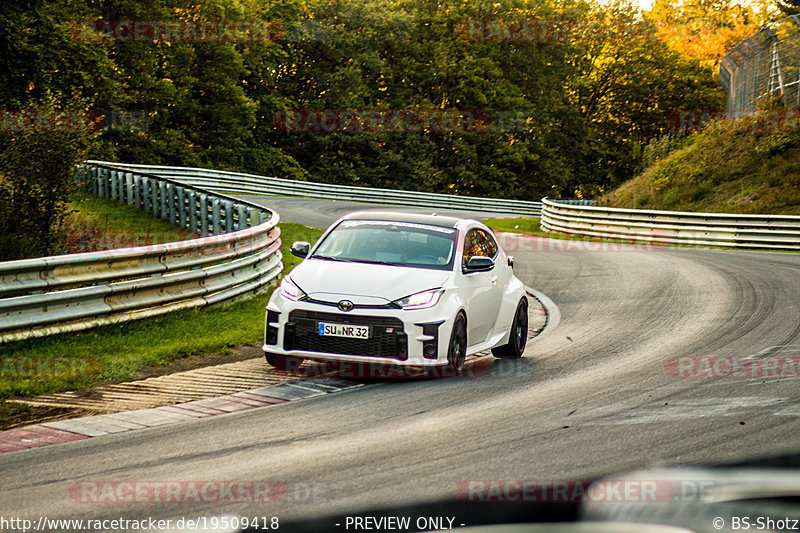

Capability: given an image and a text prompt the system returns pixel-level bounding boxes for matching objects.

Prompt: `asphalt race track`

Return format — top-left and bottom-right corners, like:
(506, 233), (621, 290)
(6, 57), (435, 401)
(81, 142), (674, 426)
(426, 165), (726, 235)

(234, 195), (522, 227)
(1, 199), (799, 530)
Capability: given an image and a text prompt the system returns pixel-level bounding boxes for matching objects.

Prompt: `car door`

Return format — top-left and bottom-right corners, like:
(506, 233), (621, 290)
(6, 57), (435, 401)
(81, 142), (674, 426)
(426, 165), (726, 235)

(460, 228), (505, 346)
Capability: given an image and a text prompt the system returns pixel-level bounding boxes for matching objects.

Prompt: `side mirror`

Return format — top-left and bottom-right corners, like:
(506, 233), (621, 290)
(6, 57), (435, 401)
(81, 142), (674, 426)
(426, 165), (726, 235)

(290, 241), (310, 258)
(464, 256), (495, 273)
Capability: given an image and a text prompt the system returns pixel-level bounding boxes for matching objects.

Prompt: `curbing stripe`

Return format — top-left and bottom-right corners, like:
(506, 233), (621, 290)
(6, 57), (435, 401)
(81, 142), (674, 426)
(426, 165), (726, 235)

(159, 403), (227, 416)
(229, 391), (288, 404)
(289, 381), (344, 392)
(155, 405), (210, 418)
(299, 378), (363, 390)
(261, 383), (327, 400)
(45, 416), (148, 435)
(183, 398), (259, 413)
(0, 376), (363, 453)
(0, 425), (89, 451)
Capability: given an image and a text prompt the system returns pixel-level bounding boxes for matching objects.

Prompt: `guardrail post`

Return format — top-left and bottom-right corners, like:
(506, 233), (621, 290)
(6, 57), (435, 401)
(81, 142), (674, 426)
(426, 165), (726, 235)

(156, 181), (165, 217)
(248, 209), (260, 228)
(132, 176), (142, 209)
(90, 168), (99, 196)
(150, 181), (158, 216)
(125, 172), (134, 206)
(211, 198), (221, 235)
(102, 168), (110, 198)
(142, 177), (151, 213)
(166, 183), (176, 224)
(176, 187), (186, 228)
(199, 193), (209, 236)
(188, 190), (198, 233)
(97, 168), (104, 194)
(237, 205), (247, 230)
(110, 170), (118, 201)
(160, 182), (169, 221)
(98, 169), (106, 198)
(116, 170), (124, 202)
(118, 171), (126, 203)
(224, 200), (234, 233)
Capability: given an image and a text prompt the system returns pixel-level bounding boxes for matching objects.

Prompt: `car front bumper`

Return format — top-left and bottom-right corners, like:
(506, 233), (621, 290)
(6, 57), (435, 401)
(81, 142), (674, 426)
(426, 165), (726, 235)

(262, 294), (457, 367)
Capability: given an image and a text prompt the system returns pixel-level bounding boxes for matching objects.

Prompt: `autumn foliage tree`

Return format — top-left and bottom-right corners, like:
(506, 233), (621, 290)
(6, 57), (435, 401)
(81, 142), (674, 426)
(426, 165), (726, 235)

(646, 0), (776, 68)
(1, 0), (729, 258)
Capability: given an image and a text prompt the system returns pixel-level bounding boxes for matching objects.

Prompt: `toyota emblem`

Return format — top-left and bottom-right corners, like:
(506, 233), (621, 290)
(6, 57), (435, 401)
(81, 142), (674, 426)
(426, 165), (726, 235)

(337, 300), (354, 312)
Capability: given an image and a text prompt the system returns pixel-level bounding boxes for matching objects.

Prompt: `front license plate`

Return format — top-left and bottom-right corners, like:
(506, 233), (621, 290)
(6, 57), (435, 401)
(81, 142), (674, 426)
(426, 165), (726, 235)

(318, 322), (370, 339)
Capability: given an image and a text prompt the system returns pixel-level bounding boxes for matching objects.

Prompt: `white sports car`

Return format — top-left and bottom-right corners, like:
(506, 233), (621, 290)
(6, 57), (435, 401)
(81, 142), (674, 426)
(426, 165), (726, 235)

(262, 211), (529, 374)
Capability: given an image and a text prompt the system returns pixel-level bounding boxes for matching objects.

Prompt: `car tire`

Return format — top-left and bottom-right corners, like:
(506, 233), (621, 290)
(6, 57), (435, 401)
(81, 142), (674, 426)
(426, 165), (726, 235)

(491, 298), (528, 358)
(264, 351), (304, 371)
(447, 314), (467, 374)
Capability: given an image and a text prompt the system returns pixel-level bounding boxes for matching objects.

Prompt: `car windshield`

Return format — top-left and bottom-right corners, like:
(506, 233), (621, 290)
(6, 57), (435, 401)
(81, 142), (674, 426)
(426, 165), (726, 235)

(310, 219), (457, 270)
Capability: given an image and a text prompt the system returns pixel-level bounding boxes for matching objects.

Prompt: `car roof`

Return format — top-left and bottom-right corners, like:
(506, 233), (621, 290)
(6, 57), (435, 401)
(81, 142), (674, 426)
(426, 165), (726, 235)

(341, 210), (468, 229)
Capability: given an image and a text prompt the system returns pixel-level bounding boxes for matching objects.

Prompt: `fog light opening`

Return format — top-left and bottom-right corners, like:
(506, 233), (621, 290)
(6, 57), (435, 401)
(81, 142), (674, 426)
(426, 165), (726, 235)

(266, 310), (281, 346)
(417, 320), (445, 360)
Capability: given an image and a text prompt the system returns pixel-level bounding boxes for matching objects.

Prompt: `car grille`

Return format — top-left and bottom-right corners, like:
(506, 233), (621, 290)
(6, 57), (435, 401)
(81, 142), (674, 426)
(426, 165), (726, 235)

(285, 310), (407, 359)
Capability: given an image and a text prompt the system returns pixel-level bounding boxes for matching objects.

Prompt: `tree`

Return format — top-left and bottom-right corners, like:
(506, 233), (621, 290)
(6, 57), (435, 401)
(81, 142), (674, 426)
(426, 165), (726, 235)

(647, 0), (776, 67)
(0, 0), (103, 259)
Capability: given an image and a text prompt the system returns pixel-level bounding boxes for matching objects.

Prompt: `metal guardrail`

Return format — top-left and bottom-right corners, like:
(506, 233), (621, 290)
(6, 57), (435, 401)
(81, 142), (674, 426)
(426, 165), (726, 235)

(86, 160), (542, 216)
(541, 198), (800, 250)
(11, 159), (796, 343)
(0, 163), (283, 342)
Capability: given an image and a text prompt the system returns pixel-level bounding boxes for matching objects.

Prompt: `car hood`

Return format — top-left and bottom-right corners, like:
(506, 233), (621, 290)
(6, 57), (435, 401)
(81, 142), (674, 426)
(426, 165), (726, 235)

(290, 259), (452, 304)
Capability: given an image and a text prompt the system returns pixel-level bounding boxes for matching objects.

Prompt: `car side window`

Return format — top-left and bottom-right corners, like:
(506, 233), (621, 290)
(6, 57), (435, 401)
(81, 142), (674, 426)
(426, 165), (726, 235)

(478, 229), (498, 258)
(462, 228), (498, 268)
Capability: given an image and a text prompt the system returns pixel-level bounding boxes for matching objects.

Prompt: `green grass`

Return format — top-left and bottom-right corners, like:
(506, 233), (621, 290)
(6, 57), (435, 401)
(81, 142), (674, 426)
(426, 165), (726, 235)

(0, 218), (323, 400)
(68, 189), (195, 234)
(483, 217), (550, 237)
(484, 217), (640, 245)
(599, 119), (800, 215)
(59, 189), (196, 251)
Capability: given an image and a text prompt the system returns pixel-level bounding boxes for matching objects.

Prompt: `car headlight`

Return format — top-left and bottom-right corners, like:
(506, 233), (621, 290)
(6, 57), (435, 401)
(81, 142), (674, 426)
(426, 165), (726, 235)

(393, 289), (443, 310)
(279, 276), (306, 301)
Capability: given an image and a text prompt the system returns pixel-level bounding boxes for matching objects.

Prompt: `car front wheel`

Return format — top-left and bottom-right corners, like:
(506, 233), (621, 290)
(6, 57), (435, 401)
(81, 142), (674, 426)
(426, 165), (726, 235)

(264, 351), (304, 371)
(491, 298), (528, 358)
(447, 314), (467, 374)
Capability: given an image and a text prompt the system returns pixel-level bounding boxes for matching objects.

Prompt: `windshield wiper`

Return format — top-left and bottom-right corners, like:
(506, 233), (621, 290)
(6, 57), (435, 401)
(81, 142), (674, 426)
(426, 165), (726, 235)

(312, 256), (406, 267)
(310, 255), (357, 262)
(357, 259), (405, 266)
